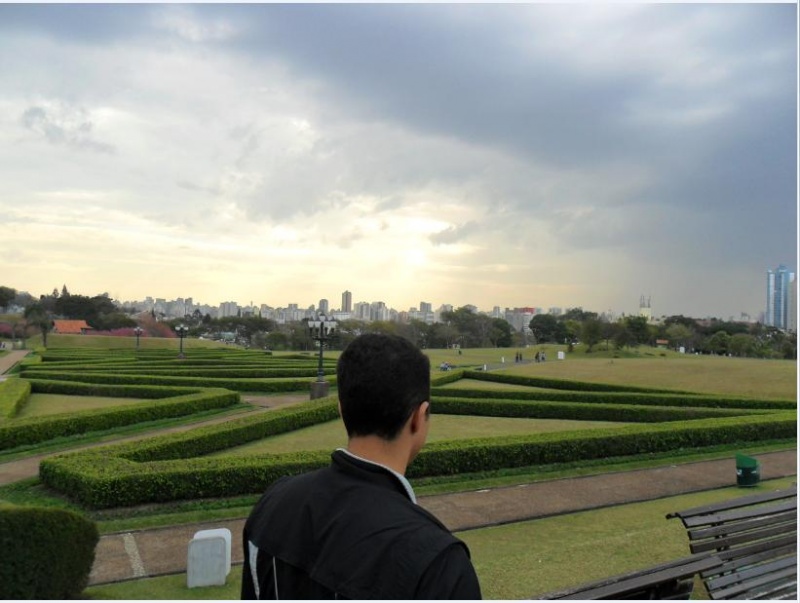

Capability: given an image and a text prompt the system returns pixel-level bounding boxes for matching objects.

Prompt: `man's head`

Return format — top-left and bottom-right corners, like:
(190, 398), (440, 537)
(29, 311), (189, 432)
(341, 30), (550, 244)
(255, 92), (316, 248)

(337, 333), (431, 441)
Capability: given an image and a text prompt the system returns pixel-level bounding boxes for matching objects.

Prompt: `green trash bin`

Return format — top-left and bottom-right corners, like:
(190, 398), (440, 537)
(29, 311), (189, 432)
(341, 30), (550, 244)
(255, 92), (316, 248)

(735, 453), (760, 487)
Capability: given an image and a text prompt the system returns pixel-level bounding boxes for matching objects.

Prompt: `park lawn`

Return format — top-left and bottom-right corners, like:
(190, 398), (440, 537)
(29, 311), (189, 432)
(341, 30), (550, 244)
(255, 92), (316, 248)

(14, 393), (151, 418)
(208, 414), (629, 458)
(504, 354), (797, 400)
(83, 477), (796, 600)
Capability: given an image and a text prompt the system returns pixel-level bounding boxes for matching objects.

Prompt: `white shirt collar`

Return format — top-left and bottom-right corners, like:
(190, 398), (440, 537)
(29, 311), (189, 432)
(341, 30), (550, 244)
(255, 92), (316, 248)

(336, 448), (417, 504)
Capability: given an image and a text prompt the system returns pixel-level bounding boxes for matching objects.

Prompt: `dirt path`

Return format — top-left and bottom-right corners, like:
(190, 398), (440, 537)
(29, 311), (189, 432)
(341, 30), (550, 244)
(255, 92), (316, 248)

(0, 393), (309, 485)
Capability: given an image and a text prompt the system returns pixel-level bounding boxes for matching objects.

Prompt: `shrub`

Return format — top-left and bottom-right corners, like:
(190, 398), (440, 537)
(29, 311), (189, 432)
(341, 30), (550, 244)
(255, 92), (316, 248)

(462, 370), (692, 394)
(0, 388), (239, 450)
(0, 505), (98, 599)
(0, 378), (31, 418)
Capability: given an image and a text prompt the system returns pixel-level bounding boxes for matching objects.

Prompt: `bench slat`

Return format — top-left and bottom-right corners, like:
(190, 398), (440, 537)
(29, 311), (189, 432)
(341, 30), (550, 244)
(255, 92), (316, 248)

(706, 555), (797, 590)
(688, 510), (795, 540)
(690, 521), (796, 554)
(709, 566), (797, 600)
(681, 499), (796, 529)
(702, 545), (798, 578)
(666, 487), (797, 520)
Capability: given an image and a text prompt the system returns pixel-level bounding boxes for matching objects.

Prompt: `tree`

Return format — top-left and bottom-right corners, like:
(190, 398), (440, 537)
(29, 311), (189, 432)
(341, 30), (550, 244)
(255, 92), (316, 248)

(728, 333), (755, 357)
(665, 323), (695, 351)
(624, 316), (650, 346)
(0, 286), (16, 312)
(707, 331), (731, 355)
(489, 318), (513, 348)
(581, 318), (603, 352)
(24, 302), (53, 347)
(529, 314), (567, 344)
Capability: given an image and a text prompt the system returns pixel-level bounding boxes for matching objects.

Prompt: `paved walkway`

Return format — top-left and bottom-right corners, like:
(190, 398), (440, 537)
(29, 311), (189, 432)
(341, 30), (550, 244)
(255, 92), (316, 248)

(0, 349), (30, 380)
(88, 449), (797, 586)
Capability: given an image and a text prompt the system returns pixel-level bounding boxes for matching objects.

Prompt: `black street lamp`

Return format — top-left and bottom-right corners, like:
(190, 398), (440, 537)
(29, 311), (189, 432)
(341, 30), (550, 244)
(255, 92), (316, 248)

(134, 326), (143, 351)
(175, 324), (188, 358)
(307, 314), (337, 399)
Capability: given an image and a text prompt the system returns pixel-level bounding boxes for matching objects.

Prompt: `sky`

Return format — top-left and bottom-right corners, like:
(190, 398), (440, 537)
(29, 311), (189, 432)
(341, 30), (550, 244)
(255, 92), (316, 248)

(0, 3), (796, 319)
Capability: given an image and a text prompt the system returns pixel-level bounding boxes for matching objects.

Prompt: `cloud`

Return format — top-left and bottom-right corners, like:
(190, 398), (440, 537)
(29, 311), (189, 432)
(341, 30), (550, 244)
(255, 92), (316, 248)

(0, 3), (794, 318)
(20, 102), (115, 154)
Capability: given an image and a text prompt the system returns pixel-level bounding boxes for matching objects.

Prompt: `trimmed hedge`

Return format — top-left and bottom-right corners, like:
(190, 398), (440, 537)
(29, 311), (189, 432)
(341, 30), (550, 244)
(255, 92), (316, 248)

(432, 387), (797, 410)
(38, 410), (796, 509)
(0, 377), (31, 419)
(19, 370), (333, 392)
(408, 412), (798, 477)
(431, 396), (770, 423)
(0, 388), (239, 450)
(462, 370), (694, 394)
(27, 378), (203, 399)
(0, 505), (98, 599)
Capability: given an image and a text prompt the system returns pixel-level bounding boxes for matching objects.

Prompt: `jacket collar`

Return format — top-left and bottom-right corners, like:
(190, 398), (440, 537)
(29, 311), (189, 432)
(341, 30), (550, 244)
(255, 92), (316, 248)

(333, 448), (417, 504)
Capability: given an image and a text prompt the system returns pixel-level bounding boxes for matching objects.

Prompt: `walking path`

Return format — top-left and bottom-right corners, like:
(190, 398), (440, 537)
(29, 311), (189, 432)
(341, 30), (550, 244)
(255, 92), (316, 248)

(0, 349), (29, 380)
(88, 448), (797, 586)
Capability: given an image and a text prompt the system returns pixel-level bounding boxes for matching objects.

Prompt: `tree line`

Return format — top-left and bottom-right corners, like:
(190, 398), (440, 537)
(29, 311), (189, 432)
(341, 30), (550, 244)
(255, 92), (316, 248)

(1, 284), (795, 360)
(530, 309), (796, 360)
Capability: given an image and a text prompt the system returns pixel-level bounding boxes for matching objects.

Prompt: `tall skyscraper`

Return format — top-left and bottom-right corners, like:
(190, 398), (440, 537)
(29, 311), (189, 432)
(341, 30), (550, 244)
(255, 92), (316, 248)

(341, 290), (352, 313)
(766, 265), (795, 330)
(318, 298), (329, 314)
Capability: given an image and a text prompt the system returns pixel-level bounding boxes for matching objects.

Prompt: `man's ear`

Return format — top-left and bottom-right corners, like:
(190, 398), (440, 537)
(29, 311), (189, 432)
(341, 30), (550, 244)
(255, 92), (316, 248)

(410, 401), (430, 434)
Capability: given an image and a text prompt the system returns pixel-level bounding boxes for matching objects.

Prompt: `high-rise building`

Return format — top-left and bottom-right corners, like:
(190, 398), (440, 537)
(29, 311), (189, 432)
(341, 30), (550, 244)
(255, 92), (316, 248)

(319, 298), (329, 314)
(766, 265), (795, 330)
(420, 301), (432, 314)
(341, 290), (352, 313)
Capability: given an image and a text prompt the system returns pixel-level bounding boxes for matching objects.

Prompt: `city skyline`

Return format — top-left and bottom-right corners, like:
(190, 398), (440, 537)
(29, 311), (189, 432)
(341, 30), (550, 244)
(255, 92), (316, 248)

(1, 4), (796, 319)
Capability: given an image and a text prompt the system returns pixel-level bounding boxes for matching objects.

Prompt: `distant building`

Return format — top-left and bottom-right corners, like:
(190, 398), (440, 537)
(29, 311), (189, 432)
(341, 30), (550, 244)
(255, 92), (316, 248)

(639, 295), (653, 321)
(341, 290), (352, 313)
(766, 265), (795, 330)
(52, 320), (92, 335)
(319, 298), (329, 314)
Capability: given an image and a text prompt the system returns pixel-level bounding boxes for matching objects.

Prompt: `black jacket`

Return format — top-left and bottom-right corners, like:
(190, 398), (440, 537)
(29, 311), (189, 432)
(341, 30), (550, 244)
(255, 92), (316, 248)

(241, 449), (481, 599)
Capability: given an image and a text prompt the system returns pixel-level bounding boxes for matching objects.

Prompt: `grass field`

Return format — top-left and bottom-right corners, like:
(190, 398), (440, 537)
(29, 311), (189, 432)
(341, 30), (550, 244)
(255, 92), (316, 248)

(15, 393), (150, 418)
(210, 414), (629, 457)
(501, 354), (797, 399)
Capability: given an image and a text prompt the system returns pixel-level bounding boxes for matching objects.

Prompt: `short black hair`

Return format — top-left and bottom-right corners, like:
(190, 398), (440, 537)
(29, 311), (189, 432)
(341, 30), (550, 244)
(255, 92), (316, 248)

(337, 333), (431, 440)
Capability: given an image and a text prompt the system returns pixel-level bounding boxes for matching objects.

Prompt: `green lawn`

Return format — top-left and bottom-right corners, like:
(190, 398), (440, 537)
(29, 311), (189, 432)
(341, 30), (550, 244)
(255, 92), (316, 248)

(83, 477), (796, 600)
(209, 414), (629, 458)
(15, 393), (150, 418)
(503, 353), (796, 399)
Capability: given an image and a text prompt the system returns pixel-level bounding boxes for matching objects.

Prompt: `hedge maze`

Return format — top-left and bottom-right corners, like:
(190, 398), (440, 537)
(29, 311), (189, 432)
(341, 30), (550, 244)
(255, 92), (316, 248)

(4, 349), (796, 510)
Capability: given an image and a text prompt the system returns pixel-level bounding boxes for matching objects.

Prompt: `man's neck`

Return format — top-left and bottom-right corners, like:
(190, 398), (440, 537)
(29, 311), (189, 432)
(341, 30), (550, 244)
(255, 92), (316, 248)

(346, 435), (411, 476)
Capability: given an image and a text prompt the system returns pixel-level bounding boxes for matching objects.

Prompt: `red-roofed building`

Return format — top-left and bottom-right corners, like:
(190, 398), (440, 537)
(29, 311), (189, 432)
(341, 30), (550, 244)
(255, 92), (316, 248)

(52, 320), (93, 335)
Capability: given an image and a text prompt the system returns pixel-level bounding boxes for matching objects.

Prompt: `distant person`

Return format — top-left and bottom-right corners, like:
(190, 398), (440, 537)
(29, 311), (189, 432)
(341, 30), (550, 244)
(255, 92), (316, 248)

(241, 333), (482, 600)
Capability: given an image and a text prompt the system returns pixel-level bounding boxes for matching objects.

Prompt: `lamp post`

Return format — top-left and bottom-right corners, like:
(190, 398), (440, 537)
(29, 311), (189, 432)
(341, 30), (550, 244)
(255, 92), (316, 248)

(307, 314), (337, 399)
(175, 324), (188, 358)
(134, 326), (143, 351)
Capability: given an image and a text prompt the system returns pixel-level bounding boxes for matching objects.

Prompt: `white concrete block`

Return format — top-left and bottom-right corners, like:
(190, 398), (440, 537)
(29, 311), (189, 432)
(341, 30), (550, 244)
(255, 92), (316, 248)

(187, 528), (232, 588)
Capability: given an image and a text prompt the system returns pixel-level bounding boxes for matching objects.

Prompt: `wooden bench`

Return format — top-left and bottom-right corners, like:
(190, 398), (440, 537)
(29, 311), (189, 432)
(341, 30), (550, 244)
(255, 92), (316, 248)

(539, 553), (721, 599)
(666, 486), (797, 600)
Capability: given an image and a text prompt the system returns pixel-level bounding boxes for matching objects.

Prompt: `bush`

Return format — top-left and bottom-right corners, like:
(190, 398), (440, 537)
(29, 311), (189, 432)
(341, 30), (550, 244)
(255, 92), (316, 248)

(0, 378), (31, 418)
(431, 387), (796, 410)
(0, 505), (98, 599)
(462, 370), (692, 394)
(38, 405), (795, 509)
(0, 388), (239, 450)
